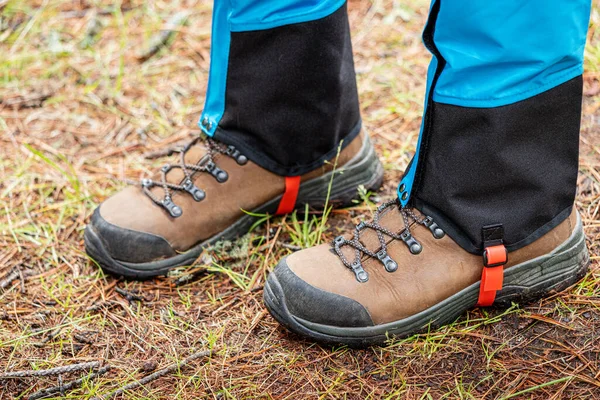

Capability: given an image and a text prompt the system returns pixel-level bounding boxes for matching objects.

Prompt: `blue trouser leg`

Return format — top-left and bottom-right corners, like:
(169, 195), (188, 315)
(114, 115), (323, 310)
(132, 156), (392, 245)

(199, 0), (361, 176)
(399, 0), (592, 252)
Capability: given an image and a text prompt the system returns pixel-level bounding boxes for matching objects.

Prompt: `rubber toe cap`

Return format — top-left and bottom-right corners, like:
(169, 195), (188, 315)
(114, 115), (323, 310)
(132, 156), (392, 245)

(267, 257), (374, 328)
(86, 207), (177, 264)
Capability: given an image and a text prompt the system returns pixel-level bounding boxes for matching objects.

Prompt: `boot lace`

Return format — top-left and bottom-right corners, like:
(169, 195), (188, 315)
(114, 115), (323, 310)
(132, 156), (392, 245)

(332, 199), (445, 282)
(139, 135), (248, 218)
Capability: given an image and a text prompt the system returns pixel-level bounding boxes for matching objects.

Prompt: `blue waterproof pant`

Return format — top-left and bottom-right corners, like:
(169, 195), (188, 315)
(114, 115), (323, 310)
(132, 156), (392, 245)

(199, 0), (591, 253)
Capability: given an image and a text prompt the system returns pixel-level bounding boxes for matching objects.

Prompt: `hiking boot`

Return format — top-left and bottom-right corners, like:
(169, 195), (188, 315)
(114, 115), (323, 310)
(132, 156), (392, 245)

(84, 131), (383, 279)
(263, 200), (589, 346)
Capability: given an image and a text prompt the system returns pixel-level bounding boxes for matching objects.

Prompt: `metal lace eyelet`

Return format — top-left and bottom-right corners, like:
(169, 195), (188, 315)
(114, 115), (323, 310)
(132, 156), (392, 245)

(351, 261), (369, 283)
(227, 145), (248, 165)
(376, 249), (398, 272)
(400, 229), (422, 254)
(423, 216), (445, 239)
(334, 236), (345, 247)
(236, 154), (248, 165)
(182, 179), (206, 202)
(163, 197), (182, 218)
(206, 161), (228, 183)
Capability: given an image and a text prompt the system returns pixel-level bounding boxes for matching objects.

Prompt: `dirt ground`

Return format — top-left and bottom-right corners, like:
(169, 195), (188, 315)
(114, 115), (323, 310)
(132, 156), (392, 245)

(1, 0), (599, 399)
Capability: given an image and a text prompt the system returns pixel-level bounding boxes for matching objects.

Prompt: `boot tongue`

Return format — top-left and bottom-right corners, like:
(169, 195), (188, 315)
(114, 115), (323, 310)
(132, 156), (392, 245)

(184, 141), (210, 165)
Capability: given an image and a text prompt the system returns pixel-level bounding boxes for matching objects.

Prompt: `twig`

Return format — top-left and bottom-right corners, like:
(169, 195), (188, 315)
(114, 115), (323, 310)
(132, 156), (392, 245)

(95, 349), (214, 399)
(137, 11), (190, 62)
(85, 300), (120, 312)
(250, 285), (264, 293)
(28, 366), (111, 400)
(0, 269), (19, 290)
(173, 267), (208, 287)
(73, 332), (96, 345)
(0, 16), (30, 43)
(0, 361), (100, 379)
(58, 375), (64, 397)
(18, 267), (25, 293)
(60, 6), (135, 18)
(280, 243), (302, 251)
(0, 268), (34, 290)
(33, 328), (62, 348)
(0, 92), (53, 110)
(80, 12), (103, 49)
(115, 287), (145, 302)
(143, 145), (181, 159)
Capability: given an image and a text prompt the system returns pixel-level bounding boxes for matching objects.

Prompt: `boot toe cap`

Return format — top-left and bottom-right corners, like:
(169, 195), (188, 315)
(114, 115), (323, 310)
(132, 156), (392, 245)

(265, 257), (374, 328)
(86, 206), (177, 264)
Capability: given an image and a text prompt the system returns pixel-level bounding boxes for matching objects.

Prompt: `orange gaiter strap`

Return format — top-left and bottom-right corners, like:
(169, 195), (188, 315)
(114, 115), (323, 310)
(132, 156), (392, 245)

(276, 176), (301, 215)
(477, 224), (508, 307)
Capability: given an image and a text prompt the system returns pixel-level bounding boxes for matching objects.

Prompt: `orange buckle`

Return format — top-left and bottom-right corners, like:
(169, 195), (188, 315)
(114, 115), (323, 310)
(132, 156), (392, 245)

(483, 245), (508, 268)
(477, 223), (508, 307)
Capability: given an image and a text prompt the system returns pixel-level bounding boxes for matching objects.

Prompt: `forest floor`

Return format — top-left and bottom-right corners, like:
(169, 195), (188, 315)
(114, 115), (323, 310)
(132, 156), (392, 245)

(1, 0), (600, 398)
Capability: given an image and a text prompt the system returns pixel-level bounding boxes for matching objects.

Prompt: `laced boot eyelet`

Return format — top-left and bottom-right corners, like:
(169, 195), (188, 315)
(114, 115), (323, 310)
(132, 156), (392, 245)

(163, 197), (182, 218)
(334, 236), (345, 247)
(423, 216), (445, 239)
(376, 249), (398, 272)
(351, 261), (369, 283)
(161, 164), (171, 173)
(182, 179), (206, 202)
(400, 229), (422, 254)
(226, 145), (248, 165)
(206, 161), (229, 183)
(236, 154), (248, 165)
(141, 178), (153, 188)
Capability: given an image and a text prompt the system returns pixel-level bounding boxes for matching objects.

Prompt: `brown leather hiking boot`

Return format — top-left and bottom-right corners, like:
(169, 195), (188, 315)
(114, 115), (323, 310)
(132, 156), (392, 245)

(263, 200), (590, 346)
(85, 132), (384, 279)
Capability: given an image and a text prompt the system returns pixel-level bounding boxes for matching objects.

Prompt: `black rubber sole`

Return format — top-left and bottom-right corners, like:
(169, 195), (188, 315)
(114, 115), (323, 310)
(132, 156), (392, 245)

(85, 136), (384, 279)
(263, 213), (590, 347)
